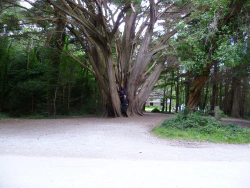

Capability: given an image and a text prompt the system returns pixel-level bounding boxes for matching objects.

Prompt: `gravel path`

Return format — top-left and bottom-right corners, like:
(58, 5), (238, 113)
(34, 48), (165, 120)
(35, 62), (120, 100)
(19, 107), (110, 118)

(0, 113), (250, 160)
(0, 113), (250, 188)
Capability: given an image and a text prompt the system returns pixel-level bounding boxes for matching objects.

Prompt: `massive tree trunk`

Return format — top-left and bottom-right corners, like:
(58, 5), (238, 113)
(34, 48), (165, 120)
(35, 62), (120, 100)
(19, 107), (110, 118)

(128, 63), (164, 115)
(187, 63), (213, 112)
(26, 0), (192, 117)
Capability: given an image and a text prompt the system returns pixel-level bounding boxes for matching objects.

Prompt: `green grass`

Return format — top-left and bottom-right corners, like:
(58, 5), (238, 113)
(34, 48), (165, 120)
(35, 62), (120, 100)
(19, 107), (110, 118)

(21, 114), (94, 119)
(0, 113), (9, 119)
(152, 112), (250, 144)
(145, 106), (162, 112)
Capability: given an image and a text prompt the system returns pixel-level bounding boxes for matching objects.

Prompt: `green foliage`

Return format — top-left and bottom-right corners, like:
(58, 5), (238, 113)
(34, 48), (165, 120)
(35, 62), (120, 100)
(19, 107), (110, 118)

(0, 6), (23, 33)
(174, 0), (249, 74)
(216, 37), (246, 67)
(121, 0), (142, 3)
(111, 0), (142, 6)
(0, 112), (9, 119)
(0, 37), (100, 117)
(151, 107), (161, 113)
(174, 0), (187, 6)
(145, 106), (161, 112)
(8, 59), (48, 116)
(153, 112), (250, 144)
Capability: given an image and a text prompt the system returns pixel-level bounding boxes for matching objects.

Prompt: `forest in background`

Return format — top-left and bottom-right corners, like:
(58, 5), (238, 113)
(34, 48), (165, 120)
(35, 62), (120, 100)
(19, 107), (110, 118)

(0, 0), (249, 118)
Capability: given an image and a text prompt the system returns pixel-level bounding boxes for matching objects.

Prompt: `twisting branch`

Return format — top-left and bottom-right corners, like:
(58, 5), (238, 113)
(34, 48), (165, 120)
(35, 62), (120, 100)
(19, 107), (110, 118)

(44, 0), (106, 45)
(109, 3), (131, 39)
(63, 51), (95, 75)
(156, 2), (175, 19)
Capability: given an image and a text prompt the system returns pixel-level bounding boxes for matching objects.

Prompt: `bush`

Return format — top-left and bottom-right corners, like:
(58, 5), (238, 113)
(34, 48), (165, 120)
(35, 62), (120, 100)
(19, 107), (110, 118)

(0, 113), (9, 119)
(161, 112), (214, 129)
(151, 107), (161, 113)
(153, 111), (250, 144)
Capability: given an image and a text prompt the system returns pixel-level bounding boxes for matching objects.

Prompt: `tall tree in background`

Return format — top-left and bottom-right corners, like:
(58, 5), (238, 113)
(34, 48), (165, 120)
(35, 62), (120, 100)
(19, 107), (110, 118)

(176, 0), (249, 113)
(0, 2), (22, 112)
(0, 37), (11, 110)
(210, 61), (218, 112)
(45, 13), (66, 116)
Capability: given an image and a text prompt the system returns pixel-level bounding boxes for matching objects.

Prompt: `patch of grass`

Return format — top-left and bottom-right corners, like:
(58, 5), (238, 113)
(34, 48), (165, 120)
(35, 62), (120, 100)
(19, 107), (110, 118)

(145, 106), (161, 112)
(151, 107), (161, 113)
(152, 112), (250, 144)
(0, 113), (9, 119)
(23, 114), (49, 119)
(20, 113), (96, 119)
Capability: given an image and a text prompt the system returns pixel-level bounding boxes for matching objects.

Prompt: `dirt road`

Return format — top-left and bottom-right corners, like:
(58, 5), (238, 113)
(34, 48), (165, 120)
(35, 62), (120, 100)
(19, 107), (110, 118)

(0, 113), (250, 188)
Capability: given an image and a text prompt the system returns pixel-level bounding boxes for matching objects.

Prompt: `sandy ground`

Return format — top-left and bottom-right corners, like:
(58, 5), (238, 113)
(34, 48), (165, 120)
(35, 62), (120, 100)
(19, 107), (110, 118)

(0, 113), (250, 188)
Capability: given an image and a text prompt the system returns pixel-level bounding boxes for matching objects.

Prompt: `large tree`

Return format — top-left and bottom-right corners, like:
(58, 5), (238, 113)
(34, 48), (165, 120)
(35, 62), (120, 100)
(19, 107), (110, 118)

(176, 0), (249, 113)
(15, 0), (193, 117)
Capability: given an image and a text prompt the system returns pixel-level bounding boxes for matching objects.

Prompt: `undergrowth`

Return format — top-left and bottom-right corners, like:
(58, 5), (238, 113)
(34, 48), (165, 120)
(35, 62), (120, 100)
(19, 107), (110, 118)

(152, 112), (250, 144)
(0, 113), (9, 119)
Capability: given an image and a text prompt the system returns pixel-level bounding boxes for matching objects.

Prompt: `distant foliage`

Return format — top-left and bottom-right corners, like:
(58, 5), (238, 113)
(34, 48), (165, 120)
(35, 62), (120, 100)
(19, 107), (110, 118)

(151, 107), (161, 113)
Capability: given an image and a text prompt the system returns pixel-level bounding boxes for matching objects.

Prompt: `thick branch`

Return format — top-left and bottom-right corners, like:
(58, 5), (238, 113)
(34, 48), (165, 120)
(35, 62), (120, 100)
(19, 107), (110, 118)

(109, 3), (131, 39)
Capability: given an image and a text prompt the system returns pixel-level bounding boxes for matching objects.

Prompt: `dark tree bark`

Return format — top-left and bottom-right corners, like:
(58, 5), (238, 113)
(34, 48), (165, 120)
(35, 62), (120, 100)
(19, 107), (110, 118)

(161, 75), (167, 112)
(202, 81), (209, 111)
(185, 77), (191, 107)
(210, 62), (218, 111)
(168, 71), (174, 113)
(219, 79), (223, 110)
(231, 74), (241, 118)
(223, 70), (231, 115)
(187, 63), (213, 112)
(243, 77), (250, 117)
(175, 73), (180, 113)
(241, 77), (248, 117)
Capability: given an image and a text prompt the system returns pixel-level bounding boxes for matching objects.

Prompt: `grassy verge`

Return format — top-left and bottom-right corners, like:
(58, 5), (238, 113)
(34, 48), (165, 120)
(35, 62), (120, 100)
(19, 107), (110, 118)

(145, 106), (162, 112)
(152, 112), (250, 144)
(0, 111), (98, 119)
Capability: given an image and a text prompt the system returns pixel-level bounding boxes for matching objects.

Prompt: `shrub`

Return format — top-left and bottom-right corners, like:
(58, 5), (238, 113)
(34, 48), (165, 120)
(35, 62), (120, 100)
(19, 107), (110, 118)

(153, 111), (250, 144)
(0, 113), (9, 119)
(151, 107), (161, 113)
(161, 112), (214, 129)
